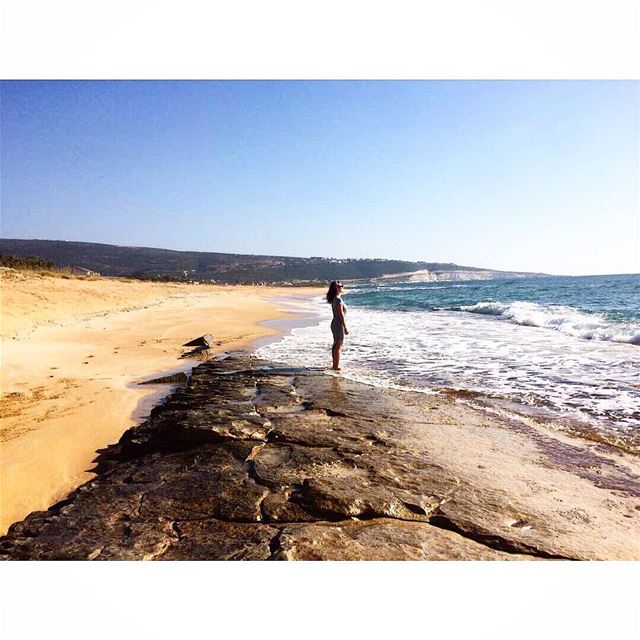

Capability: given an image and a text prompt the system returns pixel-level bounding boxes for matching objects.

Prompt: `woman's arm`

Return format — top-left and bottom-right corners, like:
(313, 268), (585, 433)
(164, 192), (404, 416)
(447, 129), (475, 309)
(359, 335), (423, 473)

(337, 302), (349, 335)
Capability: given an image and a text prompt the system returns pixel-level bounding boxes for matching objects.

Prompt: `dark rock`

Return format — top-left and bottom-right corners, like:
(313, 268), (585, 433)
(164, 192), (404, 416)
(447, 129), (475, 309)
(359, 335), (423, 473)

(183, 334), (214, 348)
(2, 353), (639, 560)
(138, 372), (190, 385)
(276, 519), (538, 561)
(160, 520), (278, 560)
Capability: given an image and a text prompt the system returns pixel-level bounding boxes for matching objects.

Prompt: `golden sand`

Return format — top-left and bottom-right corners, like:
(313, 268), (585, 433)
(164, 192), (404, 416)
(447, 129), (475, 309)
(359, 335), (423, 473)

(0, 269), (322, 534)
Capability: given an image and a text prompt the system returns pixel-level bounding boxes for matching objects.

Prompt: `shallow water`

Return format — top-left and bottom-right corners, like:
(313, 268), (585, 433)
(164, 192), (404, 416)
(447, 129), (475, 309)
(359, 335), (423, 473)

(256, 275), (640, 449)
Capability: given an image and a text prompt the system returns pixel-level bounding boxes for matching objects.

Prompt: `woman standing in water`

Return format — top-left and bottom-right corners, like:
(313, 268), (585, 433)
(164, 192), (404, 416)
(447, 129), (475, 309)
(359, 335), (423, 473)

(326, 281), (348, 370)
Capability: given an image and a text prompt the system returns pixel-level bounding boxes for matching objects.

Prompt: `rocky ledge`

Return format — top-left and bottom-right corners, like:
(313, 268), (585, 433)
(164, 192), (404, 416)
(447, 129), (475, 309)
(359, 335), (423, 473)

(2, 354), (639, 560)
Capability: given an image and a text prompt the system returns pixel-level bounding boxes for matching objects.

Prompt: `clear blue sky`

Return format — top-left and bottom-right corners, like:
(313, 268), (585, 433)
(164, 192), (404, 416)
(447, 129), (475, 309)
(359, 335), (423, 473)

(1, 80), (638, 275)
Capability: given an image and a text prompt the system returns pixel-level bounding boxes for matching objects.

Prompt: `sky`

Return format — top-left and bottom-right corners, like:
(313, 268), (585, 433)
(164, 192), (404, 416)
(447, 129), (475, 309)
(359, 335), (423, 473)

(1, 80), (638, 275)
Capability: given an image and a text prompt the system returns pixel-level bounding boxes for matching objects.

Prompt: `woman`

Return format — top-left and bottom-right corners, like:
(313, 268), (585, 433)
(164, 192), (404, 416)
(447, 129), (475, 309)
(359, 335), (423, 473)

(326, 280), (349, 371)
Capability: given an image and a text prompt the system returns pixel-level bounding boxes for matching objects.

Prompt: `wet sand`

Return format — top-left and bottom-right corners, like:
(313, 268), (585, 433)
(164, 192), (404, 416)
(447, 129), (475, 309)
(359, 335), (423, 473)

(0, 269), (322, 534)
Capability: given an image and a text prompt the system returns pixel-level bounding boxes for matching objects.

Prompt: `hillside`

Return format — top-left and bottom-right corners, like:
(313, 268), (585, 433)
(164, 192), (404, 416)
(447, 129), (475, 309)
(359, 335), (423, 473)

(0, 239), (543, 284)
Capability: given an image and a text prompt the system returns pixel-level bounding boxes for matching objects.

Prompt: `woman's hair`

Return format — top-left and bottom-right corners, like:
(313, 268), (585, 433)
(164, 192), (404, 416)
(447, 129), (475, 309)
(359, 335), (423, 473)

(326, 280), (341, 304)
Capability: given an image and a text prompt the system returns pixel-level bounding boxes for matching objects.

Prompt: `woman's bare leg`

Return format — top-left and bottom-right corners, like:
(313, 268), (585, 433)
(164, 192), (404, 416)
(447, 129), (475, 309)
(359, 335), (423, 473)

(332, 340), (343, 370)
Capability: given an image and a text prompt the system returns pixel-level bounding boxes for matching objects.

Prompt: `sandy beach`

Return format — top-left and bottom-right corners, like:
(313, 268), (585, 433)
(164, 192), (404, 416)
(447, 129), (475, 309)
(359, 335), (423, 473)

(0, 268), (322, 534)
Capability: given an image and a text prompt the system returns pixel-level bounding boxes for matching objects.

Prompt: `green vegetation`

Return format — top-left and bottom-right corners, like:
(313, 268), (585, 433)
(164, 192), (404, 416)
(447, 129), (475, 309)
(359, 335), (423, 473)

(0, 253), (100, 278)
(0, 254), (57, 271)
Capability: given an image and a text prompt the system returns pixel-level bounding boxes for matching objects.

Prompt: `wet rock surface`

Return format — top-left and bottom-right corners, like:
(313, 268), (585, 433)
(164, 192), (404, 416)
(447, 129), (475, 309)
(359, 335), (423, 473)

(2, 354), (639, 560)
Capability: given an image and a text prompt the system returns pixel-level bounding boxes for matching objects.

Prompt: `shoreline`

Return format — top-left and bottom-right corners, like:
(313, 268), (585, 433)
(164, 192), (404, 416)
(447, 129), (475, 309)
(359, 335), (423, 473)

(2, 353), (639, 560)
(0, 270), (323, 534)
(253, 294), (323, 351)
(129, 297), (324, 433)
(3, 272), (638, 558)
(255, 297), (640, 457)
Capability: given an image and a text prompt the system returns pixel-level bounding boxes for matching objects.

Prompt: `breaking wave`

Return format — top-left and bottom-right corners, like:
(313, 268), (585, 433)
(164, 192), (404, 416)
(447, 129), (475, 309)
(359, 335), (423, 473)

(461, 301), (640, 345)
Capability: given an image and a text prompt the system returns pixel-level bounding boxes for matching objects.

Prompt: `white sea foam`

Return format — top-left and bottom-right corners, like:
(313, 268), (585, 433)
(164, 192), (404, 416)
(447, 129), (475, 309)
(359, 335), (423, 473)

(461, 301), (640, 345)
(256, 300), (640, 438)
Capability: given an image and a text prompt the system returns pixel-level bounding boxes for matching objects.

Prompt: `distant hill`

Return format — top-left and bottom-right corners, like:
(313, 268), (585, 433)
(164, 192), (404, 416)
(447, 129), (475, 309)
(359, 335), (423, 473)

(0, 239), (545, 284)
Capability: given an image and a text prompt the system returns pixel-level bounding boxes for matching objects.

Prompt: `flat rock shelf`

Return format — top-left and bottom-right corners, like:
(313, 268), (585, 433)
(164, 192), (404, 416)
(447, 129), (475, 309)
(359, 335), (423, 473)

(2, 354), (639, 560)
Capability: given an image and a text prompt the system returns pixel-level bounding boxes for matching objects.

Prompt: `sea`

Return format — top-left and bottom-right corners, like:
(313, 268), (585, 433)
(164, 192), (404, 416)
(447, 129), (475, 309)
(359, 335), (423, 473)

(256, 274), (640, 451)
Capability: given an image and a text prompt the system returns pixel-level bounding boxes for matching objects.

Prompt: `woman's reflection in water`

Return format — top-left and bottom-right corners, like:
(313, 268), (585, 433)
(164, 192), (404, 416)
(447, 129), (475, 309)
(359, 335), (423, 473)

(329, 374), (348, 410)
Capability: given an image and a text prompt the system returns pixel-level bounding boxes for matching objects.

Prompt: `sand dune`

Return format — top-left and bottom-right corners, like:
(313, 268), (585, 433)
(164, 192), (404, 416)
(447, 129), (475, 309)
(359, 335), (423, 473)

(0, 269), (322, 534)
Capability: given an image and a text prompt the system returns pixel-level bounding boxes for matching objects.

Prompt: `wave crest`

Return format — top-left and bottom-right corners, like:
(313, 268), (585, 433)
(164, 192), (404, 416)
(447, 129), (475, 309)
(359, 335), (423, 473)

(460, 301), (640, 345)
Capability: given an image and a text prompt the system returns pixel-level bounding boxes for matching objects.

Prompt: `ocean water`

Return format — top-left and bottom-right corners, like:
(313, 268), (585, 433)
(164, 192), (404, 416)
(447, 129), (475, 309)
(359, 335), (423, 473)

(257, 274), (640, 449)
